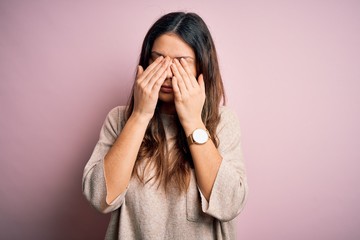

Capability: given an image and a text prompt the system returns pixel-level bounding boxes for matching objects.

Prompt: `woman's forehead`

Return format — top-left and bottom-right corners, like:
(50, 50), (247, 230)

(151, 33), (195, 59)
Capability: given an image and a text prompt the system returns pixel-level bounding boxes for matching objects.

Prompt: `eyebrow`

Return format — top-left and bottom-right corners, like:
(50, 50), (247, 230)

(151, 51), (194, 60)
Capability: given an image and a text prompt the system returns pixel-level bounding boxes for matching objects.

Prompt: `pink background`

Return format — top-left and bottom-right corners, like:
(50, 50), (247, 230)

(1, 1), (359, 239)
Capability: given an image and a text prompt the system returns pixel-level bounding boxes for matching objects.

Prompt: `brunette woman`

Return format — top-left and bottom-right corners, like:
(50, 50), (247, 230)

(83, 12), (248, 240)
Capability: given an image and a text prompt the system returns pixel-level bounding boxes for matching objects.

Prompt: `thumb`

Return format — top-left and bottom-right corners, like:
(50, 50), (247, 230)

(136, 65), (144, 78)
(198, 74), (205, 91)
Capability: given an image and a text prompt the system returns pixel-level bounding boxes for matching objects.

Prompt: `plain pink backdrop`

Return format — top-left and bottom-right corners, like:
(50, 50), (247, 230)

(1, 0), (359, 239)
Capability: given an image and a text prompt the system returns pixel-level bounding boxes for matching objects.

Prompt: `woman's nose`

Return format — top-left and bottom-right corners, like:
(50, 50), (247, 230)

(166, 64), (173, 79)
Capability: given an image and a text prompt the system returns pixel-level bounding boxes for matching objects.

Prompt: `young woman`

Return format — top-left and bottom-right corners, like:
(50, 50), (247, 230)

(83, 12), (248, 239)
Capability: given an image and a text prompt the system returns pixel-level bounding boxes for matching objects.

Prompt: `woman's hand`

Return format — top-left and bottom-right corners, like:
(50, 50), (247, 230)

(133, 56), (171, 121)
(171, 58), (206, 133)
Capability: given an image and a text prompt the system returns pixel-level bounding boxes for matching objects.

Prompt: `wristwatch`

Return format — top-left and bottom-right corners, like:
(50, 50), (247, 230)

(187, 128), (210, 145)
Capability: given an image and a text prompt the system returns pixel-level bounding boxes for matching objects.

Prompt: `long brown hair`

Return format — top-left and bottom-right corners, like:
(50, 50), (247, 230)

(125, 12), (226, 193)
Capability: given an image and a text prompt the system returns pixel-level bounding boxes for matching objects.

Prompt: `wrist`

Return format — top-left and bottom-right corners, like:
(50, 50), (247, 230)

(182, 119), (206, 136)
(130, 111), (153, 125)
(187, 128), (210, 145)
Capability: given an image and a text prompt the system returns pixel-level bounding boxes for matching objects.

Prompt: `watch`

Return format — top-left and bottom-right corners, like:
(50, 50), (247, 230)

(187, 128), (210, 145)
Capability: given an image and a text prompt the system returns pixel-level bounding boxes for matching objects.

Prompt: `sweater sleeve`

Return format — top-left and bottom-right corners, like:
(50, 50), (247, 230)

(82, 106), (127, 214)
(200, 106), (248, 221)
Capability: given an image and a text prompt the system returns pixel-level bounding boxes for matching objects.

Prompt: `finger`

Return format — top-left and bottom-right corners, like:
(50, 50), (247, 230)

(172, 76), (181, 100)
(142, 56), (166, 82)
(140, 61), (166, 87)
(180, 58), (198, 87)
(150, 70), (168, 93)
(138, 56), (164, 83)
(148, 57), (171, 88)
(151, 60), (171, 92)
(198, 74), (205, 92)
(171, 62), (187, 93)
(174, 58), (192, 89)
(136, 65), (144, 79)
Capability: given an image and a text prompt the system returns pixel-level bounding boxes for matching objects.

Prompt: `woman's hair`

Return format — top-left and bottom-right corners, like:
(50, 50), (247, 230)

(125, 12), (226, 193)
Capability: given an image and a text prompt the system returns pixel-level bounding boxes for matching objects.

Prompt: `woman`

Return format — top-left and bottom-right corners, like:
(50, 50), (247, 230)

(83, 12), (247, 239)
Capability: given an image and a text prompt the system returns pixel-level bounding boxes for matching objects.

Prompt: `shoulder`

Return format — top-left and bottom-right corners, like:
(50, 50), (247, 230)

(218, 105), (240, 126)
(217, 105), (241, 138)
(107, 106), (127, 119)
(217, 106), (242, 152)
(103, 106), (127, 132)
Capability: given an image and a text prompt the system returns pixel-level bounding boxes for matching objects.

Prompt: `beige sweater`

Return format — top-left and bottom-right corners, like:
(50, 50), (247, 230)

(82, 106), (248, 240)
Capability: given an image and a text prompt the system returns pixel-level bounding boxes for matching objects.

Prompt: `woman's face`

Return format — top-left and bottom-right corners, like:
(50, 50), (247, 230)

(150, 33), (197, 103)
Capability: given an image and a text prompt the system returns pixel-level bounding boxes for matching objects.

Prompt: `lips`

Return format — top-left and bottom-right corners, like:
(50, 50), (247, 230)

(160, 85), (173, 93)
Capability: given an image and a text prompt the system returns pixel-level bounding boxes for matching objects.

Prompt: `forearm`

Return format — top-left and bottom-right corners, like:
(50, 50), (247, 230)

(184, 122), (222, 201)
(104, 112), (150, 204)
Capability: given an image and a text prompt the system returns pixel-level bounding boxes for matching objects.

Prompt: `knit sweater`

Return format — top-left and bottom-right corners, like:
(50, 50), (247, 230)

(82, 106), (248, 240)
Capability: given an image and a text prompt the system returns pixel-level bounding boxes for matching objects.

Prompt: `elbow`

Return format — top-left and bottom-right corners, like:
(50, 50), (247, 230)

(82, 176), (117, 214)
(82, 186), (116, 214)
(82, 178), (126, 214)
(231, 180), (248, 220)
(210, 181), (248, 222)
(82, 161), (120, 214)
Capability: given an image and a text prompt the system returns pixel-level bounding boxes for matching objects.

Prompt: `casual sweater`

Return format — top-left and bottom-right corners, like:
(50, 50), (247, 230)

(82, 106), (248, 240)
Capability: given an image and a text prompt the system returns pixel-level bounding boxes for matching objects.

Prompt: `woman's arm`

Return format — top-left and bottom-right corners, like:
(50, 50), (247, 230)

(202, 107), (248, 220)
(104, 56), (171, 204)
(103, 113), (150, 204)
(171, 58), (247, 214)
(183, 124), (222, 201)
(171, 58), (222, 200)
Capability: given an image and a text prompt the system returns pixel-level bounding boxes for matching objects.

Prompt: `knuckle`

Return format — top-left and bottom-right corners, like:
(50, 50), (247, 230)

(144, 88), (152, 95)
(135, 77), (142, 84)
(140, 82), (148, 89)
(135, 80), (143, 86)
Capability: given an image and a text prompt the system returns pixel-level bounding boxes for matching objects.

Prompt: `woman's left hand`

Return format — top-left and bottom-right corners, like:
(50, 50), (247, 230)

(171, 58), (206, 133)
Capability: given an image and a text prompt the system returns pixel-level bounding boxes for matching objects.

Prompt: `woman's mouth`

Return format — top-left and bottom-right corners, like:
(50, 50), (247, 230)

(160, 85), (173, 93)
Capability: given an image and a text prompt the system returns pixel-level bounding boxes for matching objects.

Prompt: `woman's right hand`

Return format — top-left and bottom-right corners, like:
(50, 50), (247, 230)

(132, 56), (171, 121)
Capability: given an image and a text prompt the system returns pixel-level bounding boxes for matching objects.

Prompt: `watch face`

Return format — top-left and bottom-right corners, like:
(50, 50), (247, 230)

(193, 129), (208, 144)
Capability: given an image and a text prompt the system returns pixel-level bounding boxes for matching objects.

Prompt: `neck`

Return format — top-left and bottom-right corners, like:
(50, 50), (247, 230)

(159, 101), (176, 115)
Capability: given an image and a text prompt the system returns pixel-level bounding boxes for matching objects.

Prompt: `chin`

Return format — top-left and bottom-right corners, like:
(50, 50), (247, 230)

(159, 92), (175, 103)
